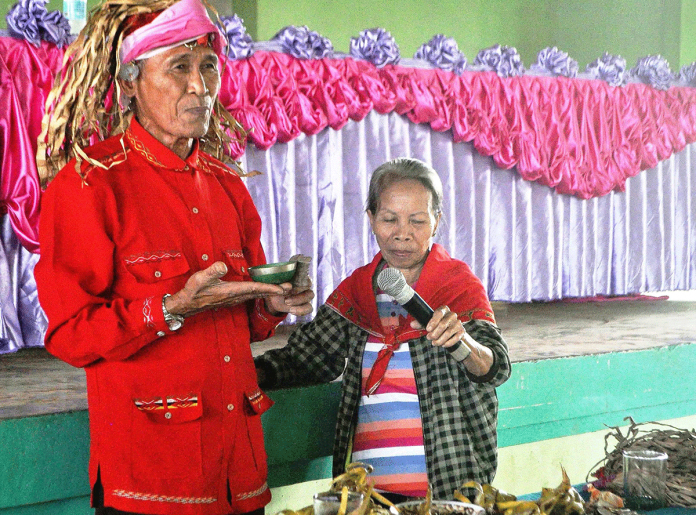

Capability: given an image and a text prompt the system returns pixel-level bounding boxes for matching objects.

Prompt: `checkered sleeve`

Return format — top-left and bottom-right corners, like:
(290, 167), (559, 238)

(254, 305), (353, 388)
(461, 319), (511, 387)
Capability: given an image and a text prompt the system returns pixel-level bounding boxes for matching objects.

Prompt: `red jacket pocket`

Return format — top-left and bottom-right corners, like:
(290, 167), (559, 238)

(134, 393), (202, 424)
(245, 388), (274, 415)
(131, 393), (203, 479)
(125, 252), (190, 284)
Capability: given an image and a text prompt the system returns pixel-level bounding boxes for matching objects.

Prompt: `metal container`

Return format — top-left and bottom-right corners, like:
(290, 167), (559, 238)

(390, 500), (486, 515)
(248, 261), (297, 284)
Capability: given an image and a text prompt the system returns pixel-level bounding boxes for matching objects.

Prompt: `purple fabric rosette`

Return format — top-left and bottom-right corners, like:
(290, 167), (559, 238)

(679, 62), (696, 87)
(6, 0), (72, 47)
(413, 34), (467, 74)
(529, 46), (578, 78)
(350, 27), (400, 68)
(273, 25), (333, 59)
(474, 44), (524, 78)
(39, 9), (72, 47)
(585, 52), (626, 87)
(629, 54), (673, 90)
(220, 14), (253, 59)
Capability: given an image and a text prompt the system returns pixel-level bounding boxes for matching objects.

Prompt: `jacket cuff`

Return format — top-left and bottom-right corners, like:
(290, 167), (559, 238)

(254, 298), (287, 325)
(142, 295), (175, 336)
(466, 351), (499, 383)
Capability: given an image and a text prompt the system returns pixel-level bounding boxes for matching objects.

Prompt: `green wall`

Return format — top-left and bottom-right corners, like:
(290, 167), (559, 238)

(681, 0), (696, 67)
(246, 0), (553, 65)
(242, 0), (694, 68)
(548, 0), (682, 69)
(2, 344), (695, 514)
(2, 0), (695, 67)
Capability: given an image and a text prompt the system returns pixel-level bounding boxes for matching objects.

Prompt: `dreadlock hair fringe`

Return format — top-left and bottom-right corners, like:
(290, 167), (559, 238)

(37, 0), (249, 186)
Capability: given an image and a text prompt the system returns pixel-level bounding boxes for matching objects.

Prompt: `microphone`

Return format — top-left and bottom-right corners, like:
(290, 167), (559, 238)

(377, 268), (471, 362)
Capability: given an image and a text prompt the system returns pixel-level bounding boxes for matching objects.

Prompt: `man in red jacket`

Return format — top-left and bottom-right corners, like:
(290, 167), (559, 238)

(33, 1), (313, 514)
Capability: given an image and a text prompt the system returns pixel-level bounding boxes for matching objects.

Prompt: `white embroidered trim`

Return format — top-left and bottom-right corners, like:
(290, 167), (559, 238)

(125, 251), (182, 266)
(113, 489), (216, 504)
(143, 296), (155, 328)
(236, 482), (269, 501)
(224, 249), (244, 259)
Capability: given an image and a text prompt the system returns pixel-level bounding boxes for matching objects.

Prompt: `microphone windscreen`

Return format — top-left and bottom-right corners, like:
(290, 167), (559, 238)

(376, 268), (413, 305)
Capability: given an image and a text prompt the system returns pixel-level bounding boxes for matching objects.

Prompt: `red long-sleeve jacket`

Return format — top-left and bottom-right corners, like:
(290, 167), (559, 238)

(34, 119), (284, 514)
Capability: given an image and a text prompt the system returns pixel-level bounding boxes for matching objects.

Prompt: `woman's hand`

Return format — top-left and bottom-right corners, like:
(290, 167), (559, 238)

(411, 305), (494, 376)
(413, 304), (466, 349)
(164, 261), (291, 317)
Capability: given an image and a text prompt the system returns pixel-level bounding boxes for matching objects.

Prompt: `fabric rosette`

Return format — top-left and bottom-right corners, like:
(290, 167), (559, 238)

(350, 27), (400, 68)
(473, 44), (524, 77)
(585, 52), (626, 87)
(679, 62), (696, 87)
(6, 0), (72, 47)
(629, 54), (673, 90)
(413, 34), (467, 75)
(529, 46), (578, 78)
(273, 25), (333, 59)
(219, 14), (253, 59)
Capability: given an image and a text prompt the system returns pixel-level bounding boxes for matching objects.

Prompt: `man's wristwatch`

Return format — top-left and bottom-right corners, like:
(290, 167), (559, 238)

(162, 294), (184, 331)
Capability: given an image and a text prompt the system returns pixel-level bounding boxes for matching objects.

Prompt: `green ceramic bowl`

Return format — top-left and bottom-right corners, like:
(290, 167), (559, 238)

(248, 261), (297, 284)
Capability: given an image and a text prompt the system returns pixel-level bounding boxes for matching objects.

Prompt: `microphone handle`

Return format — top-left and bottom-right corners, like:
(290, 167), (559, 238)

(402, 292), (472, 362)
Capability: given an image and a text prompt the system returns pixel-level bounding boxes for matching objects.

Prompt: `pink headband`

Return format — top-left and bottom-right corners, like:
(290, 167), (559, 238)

(119, 0), (224, 64)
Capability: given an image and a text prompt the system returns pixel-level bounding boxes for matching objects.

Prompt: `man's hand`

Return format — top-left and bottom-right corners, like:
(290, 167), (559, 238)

(164, 261), (290, 317)
(265, 285), (315, 317)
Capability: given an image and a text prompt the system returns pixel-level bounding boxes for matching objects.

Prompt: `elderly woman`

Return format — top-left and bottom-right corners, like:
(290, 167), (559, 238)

(255, 158), (511, 501)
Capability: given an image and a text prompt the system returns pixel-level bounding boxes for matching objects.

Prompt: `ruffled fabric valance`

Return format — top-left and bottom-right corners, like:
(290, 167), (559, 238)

(220, 51), (696, 200)
(2, 33), (696, 252)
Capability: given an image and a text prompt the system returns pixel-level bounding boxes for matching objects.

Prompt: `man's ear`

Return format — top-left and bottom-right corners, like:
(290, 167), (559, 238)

(118, 75), (137, 97)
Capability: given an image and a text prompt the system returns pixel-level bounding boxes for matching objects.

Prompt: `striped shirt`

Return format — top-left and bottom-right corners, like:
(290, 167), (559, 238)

(352, 293), (428, 497)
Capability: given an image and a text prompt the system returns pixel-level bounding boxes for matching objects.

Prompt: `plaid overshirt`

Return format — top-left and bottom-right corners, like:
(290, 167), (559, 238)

(255, 304), (511, 499)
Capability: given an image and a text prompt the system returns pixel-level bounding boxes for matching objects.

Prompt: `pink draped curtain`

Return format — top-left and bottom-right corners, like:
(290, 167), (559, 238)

(3, 37), (696, 252)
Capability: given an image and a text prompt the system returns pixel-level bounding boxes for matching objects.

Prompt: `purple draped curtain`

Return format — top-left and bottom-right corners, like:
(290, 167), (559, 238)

(243, 110), (696, 321)
(0, 214), (46, 353)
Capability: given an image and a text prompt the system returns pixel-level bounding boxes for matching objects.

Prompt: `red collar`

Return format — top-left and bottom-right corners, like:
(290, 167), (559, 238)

(125, 118), (201, 172)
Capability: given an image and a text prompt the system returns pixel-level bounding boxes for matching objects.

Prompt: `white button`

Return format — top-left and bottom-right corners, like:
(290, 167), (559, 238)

(192, 207), (199, 214)
(227, 404), (234, 411)
(157, 331), (165, 337)
(154, 270), (162, 278)
(241, 266), (246, 273)
(202, 254), (209, 261)
(165, 412), (172, 419)
(224, 355), (231, 362)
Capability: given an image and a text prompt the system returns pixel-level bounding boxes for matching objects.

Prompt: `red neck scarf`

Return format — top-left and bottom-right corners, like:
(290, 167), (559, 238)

(326, 244), (495, 394)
